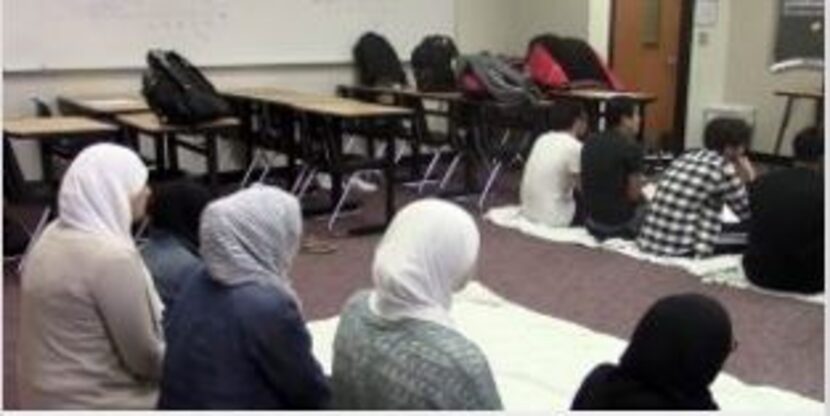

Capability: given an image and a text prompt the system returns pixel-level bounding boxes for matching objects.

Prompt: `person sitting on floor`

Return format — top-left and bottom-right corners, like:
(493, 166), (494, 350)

(158, 185), (330, 410)
(520, 100), (589, 227)
(331, 199), (502, 410)
(141, 180), (212, 312)
(637, 118), (755, 257)
(743, 126), (824, 294)
(580, 97), (647, 240)
(19, 144), (163, 409)
(572, 293), (734, 410)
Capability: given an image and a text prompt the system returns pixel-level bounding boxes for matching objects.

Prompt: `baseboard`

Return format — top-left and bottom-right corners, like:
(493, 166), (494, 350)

(749, 151), (792, 166)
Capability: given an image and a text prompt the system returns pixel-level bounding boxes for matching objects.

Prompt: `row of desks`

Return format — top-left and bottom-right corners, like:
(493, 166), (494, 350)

(4, 86), (658, 233)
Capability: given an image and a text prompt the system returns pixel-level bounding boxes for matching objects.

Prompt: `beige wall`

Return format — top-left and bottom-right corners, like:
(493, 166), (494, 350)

(685, 0), (822, 155)
(511, 0), (591, 55)
(4, 0), (602, 180)
(723, 0), (821, 155)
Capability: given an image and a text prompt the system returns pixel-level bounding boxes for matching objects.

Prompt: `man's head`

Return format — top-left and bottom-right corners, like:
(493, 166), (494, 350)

(792, 125), (824, 169)
(703, 118), (752, 160)
(607, 97), (641, 136)
(548, 100), (588, 139)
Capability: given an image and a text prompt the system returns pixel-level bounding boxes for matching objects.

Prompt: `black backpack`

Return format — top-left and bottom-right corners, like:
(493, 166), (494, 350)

(411, 35), (459, 92)
(353, 32), (408, 87)
(141, 49), (231, 124)
(457, 53), (541, 106)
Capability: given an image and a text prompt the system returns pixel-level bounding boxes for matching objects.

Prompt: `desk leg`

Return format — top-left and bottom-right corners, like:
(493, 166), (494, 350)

(153, 134), (166, 175)
(385, 123), (396, 226)
(167, 134), (180, 175)
(637, 104), (647, 143)
(774, 97), (795, 155)
(325, 117), (344, 210)
(206, 133), (219, 192)
(39, 142), (54, 188)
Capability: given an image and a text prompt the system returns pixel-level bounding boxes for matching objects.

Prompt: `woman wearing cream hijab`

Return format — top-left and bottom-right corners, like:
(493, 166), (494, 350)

(19, 144), (164, 409)
(331, 199), (502, 410)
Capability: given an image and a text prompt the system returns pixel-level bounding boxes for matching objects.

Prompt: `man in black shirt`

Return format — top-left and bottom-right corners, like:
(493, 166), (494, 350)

(581, 97), (646, 240)
(743, 126), (824, 294)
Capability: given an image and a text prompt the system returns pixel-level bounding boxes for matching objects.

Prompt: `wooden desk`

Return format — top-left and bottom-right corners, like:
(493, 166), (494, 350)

(57, 95), (150, 117)
(548, 89), (657, 141)
(225, 87), (414, 234)
(4, 116), (119, 186)
(114, 113), (240, 190)
(774, 89), (824, 155)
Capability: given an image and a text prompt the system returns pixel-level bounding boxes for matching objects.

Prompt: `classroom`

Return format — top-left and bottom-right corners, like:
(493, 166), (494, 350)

(2, 0), (825, 412)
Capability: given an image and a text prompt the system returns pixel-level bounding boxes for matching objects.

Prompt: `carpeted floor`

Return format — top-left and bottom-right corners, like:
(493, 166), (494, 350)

(3, 166), (824, 408)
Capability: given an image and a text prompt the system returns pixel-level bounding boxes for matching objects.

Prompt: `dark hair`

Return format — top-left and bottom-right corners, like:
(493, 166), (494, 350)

(792, 126), (824, 163)
(703, 118), (751, 152)
(547, 100), (587, 131)
(606, 97), (638, 127)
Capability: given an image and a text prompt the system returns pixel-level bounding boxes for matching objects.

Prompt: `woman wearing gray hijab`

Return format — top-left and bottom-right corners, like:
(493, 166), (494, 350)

(158, 185), (330, 409)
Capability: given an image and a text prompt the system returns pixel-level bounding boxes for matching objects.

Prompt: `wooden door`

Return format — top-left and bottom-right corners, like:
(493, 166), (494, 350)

(612, 0), (685, 147)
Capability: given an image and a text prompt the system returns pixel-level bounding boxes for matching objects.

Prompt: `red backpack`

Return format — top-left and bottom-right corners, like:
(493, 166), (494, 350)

(525, 34), (624, 92)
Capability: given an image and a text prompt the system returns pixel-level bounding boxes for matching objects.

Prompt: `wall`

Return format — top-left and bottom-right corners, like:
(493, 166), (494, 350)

(723, 0), (822, 155)
(511, 0), (591, 55)
(685, 0), (822, 154)
(4, 0), (600, 180)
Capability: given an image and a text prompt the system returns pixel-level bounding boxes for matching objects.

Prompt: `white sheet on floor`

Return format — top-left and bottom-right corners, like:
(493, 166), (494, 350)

(308, 282), (823, 412)
(484, 206), (824, 305)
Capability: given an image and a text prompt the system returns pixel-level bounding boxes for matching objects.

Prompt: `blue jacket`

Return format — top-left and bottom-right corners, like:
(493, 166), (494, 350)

(158, 271), (331, 409)
(141, 230), (204, 312)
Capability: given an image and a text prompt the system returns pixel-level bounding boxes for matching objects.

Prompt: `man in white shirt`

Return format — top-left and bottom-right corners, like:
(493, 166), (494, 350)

(520, 100), (588, 227)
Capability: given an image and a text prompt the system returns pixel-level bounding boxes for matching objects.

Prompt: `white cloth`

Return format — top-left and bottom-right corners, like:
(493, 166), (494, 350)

(308, 282), (824, 412)
(200, 185), (303, 303)
(369, 199), (480, 329)
(519, 131), (582, 227)
(56, 143), (163, 318)
(485, 206), (824, 305)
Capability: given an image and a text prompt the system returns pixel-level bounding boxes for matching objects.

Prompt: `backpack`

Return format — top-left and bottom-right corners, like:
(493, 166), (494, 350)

(411, 35), (459, 92)
(353, 32), (408, 87)
(141, 49), (231, 124)
(457, 53), (541, 106)
(526, 34), (623, 91)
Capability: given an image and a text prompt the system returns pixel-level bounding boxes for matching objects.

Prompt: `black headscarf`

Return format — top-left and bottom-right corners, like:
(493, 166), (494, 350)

(149, 180), (212, 253)
(572, 294), (733, 410)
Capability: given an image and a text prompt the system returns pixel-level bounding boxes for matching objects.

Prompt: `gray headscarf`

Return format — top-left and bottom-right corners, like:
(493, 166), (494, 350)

(199, 185), (303, 303)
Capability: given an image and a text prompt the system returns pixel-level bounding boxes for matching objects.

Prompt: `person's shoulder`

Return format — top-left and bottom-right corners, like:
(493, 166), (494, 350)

(424, 325), (492, 374)
(233, 282), (300, 319)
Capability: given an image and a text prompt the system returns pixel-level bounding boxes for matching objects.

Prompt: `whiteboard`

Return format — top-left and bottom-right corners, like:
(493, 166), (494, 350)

(3, 0), (456, 71)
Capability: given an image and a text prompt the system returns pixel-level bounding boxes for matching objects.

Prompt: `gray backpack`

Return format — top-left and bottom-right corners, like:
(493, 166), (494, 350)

(457, 53), (541, 106)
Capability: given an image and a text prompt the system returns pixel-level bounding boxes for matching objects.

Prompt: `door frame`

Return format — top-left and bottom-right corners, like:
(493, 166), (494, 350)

(608, 0), (696, 153)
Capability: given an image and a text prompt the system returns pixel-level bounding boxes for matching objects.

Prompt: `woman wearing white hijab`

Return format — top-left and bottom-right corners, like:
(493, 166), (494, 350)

(158, 185), (330, 409)
(19, 144), (164, 409)
(331, 199), (502, 410)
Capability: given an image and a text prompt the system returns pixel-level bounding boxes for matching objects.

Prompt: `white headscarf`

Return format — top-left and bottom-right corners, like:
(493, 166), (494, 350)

(57, 143), (163, 319)
(369, 199), (480, 329)
(59, 143), (149, 240)
(199, 185), (303, 303)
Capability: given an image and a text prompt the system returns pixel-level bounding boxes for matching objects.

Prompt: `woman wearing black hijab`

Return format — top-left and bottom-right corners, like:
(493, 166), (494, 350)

(141, 180), (213, 312)
(571, 294), (734, 410)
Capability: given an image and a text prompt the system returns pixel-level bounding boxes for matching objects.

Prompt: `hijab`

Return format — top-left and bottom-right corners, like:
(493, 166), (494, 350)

(56, 143), (163, 320)
(572, 293), (733, 410)
(149, 180), (212, 252)
(59, 143), (148, 241)
(199, 185), (303, 304)
(369, 199), (480, 329)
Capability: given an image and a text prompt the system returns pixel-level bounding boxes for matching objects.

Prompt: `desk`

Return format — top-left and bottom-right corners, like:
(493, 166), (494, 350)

(57, 95), (150, 118)
(113, 113), (240, 190)
(4, 116), (119, 186)
(548, 89), (657, 141)
(774, 89), (824, 155)
(225, 87), (413, 234)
